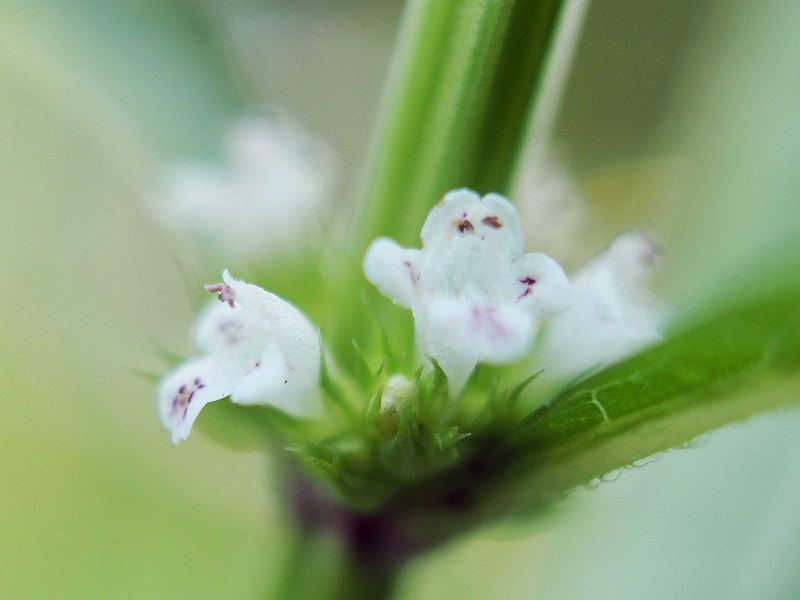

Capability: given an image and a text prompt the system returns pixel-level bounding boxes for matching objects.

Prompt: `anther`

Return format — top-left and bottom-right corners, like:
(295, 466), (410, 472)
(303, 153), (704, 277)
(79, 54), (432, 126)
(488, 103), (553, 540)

(517, 276), (537, 300)
(205, 282), (236, 307)
(454, 219), (474, 234)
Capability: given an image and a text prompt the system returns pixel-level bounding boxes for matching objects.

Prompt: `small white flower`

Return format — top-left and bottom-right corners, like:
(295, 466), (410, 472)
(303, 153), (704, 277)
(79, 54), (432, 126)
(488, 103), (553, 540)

(158, 271), (321, 444)
(364, 189), (571, 392)
(151, 113), (333, 261)
(537, 230), (664, 379)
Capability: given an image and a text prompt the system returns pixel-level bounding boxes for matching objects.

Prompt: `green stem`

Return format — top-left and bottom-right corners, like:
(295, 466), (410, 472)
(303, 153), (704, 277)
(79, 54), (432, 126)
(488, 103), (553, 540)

(271, 530), (397, 600)
(271, 470), (402, 600)
(357, 0), (564, 249)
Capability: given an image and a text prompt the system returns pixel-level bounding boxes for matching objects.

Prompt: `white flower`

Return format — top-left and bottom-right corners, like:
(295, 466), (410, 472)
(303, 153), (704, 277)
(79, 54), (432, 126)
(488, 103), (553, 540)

(537, 230), (664, 379)
(364, 189), (571, 392)
(158, 271), (321, 444)
(151, 113), (333, 261)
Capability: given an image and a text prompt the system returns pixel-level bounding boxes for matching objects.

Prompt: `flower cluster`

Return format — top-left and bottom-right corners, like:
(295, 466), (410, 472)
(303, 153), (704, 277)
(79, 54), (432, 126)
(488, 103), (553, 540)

(158, 189), (662, 443)
(364, 189), (571, 391)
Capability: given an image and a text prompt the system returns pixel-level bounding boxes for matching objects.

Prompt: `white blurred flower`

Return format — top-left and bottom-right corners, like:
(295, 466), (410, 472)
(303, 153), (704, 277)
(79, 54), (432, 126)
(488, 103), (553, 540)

(538, 230), (664, 379)
(152, 113), (333, 261)
(158, 271), (321, 444)
(364, 189), (571, 392)
(516, 155), (588, 261)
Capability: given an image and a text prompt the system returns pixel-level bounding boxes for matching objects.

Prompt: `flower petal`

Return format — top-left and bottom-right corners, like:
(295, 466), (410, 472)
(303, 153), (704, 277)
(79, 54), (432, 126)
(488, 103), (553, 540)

(363, 189), (572, 392)
(472, 192), (524, 260)
(580, 231), (662, 332)
(420, 188), (482, 248)
(222, 271), (322, 413)
(193, 299), (263, 362)
(414, 306), (478, 394)
(417, 295), (534, 391)
(426, 296), (534, 363)
(537, 231), (663, 378)
(157, 357), (238, 444)
(231, 342), (320, 416)
(230, 343), (285, 405)
(512, 252), (571, 316)
(363, 238), (423, 308)
(419, 190), (526, 295)
(541, 307), (662, 379)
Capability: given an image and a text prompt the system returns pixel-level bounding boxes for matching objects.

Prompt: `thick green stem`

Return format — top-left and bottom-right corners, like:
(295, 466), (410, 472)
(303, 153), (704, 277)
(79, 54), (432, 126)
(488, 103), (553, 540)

(357, 0), (564, 249)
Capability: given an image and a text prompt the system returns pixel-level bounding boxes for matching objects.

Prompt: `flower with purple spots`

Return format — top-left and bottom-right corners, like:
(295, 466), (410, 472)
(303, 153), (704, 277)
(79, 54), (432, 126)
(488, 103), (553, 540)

(158, 270), (320, 444)
(363, 188), (571, 391)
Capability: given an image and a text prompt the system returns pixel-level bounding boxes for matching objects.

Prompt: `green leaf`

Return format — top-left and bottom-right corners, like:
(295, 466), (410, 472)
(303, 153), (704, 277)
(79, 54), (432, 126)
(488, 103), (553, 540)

(495, 234), (800, 515)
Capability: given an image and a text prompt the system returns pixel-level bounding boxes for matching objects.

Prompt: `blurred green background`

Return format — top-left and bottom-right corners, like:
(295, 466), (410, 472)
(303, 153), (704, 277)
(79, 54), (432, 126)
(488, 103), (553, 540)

(2, 0), (799, 598)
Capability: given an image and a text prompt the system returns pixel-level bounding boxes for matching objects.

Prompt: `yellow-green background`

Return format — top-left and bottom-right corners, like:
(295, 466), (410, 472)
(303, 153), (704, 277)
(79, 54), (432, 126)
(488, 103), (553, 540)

(2, 1), (799, 598)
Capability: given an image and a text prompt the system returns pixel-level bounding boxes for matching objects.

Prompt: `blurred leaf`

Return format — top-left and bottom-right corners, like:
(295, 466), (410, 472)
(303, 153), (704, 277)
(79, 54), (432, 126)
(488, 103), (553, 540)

(4, 0), (242, 156)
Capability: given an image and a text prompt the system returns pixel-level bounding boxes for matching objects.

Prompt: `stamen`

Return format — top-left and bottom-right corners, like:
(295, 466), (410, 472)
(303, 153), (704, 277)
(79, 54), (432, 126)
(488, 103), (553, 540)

(517, 276), (537, 300)
(205, 282), (236, 307)
(454, 218), (474, 234)
(481, 216), (502, 228)
(640, 240), (663, 266)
